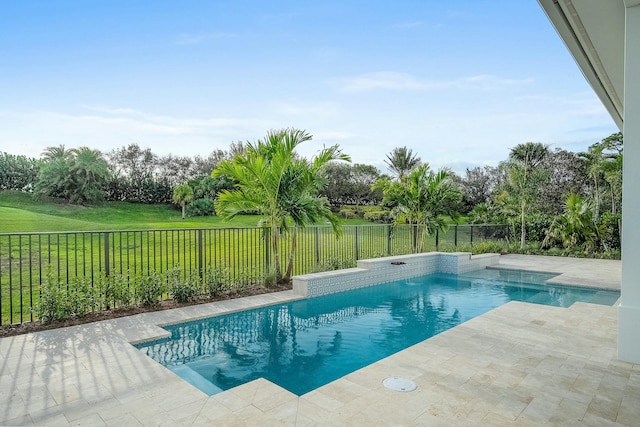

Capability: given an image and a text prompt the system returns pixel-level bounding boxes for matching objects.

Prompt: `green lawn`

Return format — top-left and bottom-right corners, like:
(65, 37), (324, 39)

(1, 191), (490, 326)
(0, 191), (371, 233)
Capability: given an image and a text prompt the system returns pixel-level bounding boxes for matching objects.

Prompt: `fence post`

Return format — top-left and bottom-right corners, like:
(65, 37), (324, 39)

(454, 225), (458, 247)
(354, 226), (360, 260)
(197, 229), (203, 279)
(314, 227), (320, 265)
(103, 233), (110, 277)
(435, 228), (439, 251)
(470, 225), (474, 245)
(264, 228), (271, 273)
(387, 225), (392, 255)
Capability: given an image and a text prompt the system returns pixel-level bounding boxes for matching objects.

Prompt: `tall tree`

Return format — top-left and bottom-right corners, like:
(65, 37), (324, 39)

(578, 132), (623, 221)
(107, 143), (157, 178)
(499, 142), (549, 249)
(193, 150), (228, 176)
(157, 154), (196, 187)
(537, 149), (589, 216)
(172, 183), (194, 219)
(213, 128), (350, 283)
(0, 152), (40, 191)
(384, 146), (421, 181)
(376, 164), (461, 253)
(321, 162), (383, 206)
(459, 166), (496, 212)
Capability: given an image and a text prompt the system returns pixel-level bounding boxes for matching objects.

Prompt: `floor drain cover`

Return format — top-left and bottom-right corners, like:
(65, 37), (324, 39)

(382, 377), (417, 392)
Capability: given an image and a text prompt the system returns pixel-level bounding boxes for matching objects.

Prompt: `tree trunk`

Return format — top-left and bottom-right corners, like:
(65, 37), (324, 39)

(181, 203), (185, 219)
(593, 177), (600, 221)
(271, 223), (282, 283)
(284, 229), (297, 283)
(618, 217), (622, 250)
(520, 201), (526, 249)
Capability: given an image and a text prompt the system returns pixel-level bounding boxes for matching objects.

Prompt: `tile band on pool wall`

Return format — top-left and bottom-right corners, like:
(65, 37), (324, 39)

(292, 252), (500, 297)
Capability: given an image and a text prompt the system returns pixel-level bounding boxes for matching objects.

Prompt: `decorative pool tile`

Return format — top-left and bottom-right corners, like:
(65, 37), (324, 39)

(293, 252), (500, 297)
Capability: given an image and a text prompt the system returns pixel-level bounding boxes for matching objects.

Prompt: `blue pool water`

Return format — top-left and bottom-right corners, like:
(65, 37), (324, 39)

(134, 270), (619, 396)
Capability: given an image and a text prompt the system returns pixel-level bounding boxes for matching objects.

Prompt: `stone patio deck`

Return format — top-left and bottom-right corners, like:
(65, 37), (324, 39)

(1, 254), (637, 426)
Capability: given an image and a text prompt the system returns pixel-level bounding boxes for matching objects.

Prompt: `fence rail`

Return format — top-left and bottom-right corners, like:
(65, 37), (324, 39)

(0, 224), (510, 325)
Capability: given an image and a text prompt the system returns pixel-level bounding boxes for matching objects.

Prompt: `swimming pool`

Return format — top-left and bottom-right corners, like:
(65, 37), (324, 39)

(134, 270), (619, 396)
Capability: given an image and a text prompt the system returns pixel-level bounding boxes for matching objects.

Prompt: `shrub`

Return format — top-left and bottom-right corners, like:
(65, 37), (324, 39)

(600, 211), (621, 251)
(167, 266), (200, 303)
(33, 269), (69, 322)
(34, 270), (99, 322)
(96, 272), (135, 310)
(66, 277), (98, 316)
(526, 214), (552, 243)
(203, 266), (229, 298)
(312, 257), (356, 272)
(134, 272), (164, 307)
(363, 209), (392, 223)
(338, 206), (358, 219)
(443, 240), (508, 254)
(232, 268), (260, 290)
(263, 270), (277, 288)
(185, 198), (216, 217)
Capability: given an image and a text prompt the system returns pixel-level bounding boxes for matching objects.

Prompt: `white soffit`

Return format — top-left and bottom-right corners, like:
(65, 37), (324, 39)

(538, 0), (625, 129)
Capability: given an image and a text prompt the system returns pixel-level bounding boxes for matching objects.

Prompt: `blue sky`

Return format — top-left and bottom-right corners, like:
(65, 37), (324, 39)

(0, 0), (618, 174)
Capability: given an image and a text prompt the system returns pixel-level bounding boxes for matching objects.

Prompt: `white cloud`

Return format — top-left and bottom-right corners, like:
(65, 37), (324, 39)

(0, 107), (274, 158)
(334, 72), (533, 93)
(272, 101), (341, 117)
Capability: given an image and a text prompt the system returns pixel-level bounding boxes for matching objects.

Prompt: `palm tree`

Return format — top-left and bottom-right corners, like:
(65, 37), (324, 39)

(36, 145), (110, 204)
(578, 133), (623, 221)
(543, 193), (600, 252)
(41, 144), (73, 162)
(173, 184), (194, 219)
(376, 164), (461, 252)
(213, 128), (350, 283)
(69, 147), (111, 204)
(506, 142), (549, 249)
(578, 145), (606, 221)
(384, 146), (421, 181)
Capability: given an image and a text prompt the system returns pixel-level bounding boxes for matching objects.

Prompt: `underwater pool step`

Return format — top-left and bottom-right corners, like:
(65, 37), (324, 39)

(170, 364), (224, 395)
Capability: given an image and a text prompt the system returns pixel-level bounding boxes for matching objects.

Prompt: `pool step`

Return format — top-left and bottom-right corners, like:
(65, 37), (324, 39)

(170, 364), (224, 396)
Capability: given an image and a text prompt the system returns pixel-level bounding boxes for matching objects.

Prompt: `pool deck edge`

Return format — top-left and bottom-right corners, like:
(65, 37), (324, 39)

(1, 253), (635, 426)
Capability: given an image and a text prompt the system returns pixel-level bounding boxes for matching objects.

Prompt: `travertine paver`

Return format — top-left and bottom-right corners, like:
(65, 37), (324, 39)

(495, 253), (621, 289)
(1, 254), (636, 426)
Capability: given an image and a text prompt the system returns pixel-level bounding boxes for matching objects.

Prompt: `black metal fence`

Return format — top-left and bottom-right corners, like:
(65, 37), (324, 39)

(0, 224), (510, 325)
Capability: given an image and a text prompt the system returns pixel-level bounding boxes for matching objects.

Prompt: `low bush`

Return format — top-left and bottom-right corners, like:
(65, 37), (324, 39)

(167, 266), (199, 303)
(338, 206), (359, 219)
(66, 277), (98, 316)
(34, 270), (99, 322)
(135, 272), (165, 307)
(33, 270), (70, 322)
(312, 257), (356, 272)
(97, 272), (135, 310)
(185, 198), (216, 217)
(363, 209), (392, 223)
(203, 266), (229, 298)
(263, 270), (278, 288)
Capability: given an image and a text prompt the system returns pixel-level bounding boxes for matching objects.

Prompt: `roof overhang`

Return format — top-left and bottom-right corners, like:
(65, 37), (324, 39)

(537, 0), (627, 130)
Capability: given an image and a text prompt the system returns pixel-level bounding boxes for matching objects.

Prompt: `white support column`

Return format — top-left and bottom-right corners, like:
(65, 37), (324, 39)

(619, 2), (640, 363)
